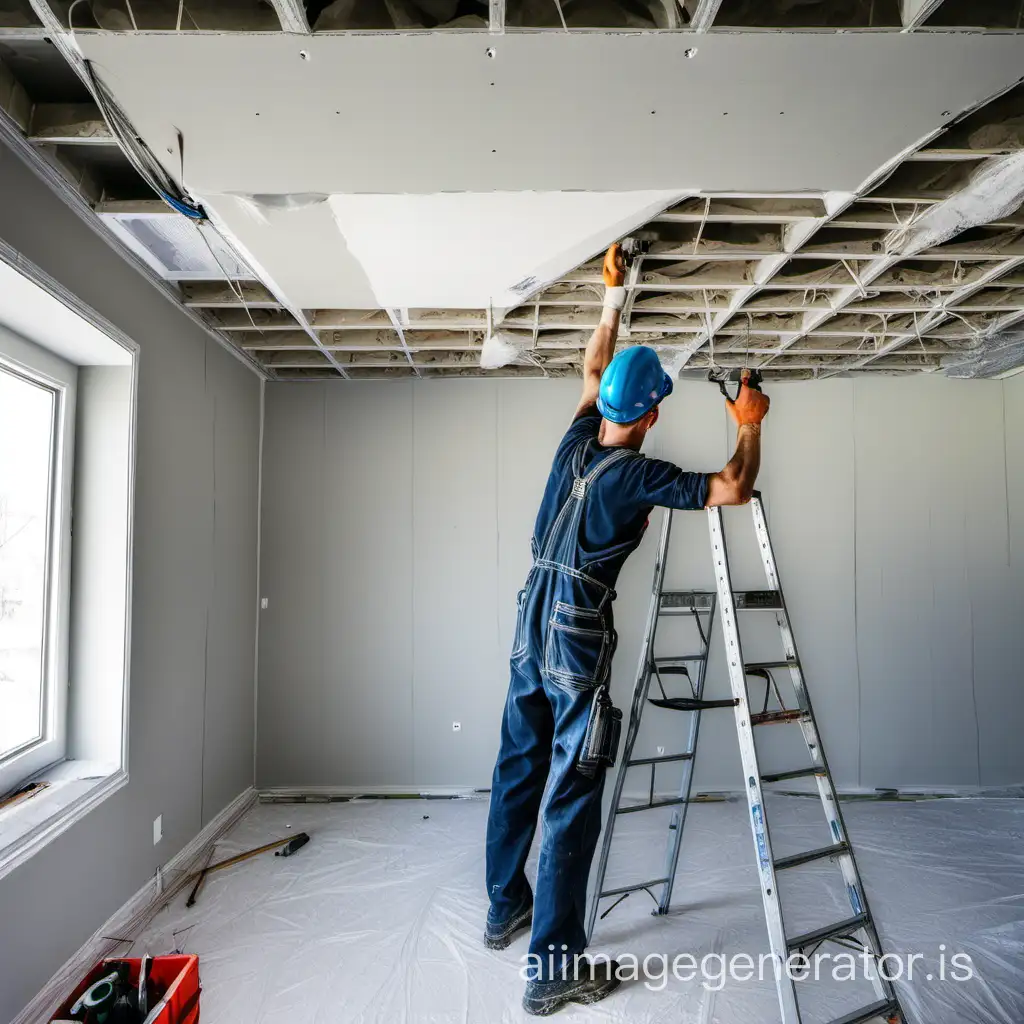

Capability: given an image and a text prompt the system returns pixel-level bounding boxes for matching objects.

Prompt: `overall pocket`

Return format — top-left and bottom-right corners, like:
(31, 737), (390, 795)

(543, 602), (610, 691)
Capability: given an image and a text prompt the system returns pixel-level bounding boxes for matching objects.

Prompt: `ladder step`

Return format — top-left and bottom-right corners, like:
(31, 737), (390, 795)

(659, 590), (715, 612)
(628, 752), (693, 766)
(761, 766), (826, 784)
(825, 999), (902, 1024)
(745, 659), (799, 672)
(600, 877), (670, 898)
(652, 657), (704, 672)
(787, 913), (870, 953)
(751, 708), (808, 726)
(616, 797), (686, 814)
(774, 842), (850, 872)
(734, 590), (784, 610)
(650, 697), (740, 712)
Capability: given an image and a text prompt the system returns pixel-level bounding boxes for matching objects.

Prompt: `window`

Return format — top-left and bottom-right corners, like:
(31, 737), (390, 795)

(0, 345), (74, 797)
(0, 248), (135, 878)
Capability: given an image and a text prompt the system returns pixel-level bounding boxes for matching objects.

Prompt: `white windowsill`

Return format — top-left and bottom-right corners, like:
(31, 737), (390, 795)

(0, 761), (126, 882)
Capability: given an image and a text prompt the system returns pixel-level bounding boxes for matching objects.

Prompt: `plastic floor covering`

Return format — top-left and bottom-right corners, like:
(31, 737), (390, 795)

(129, 795), (1024, 1023)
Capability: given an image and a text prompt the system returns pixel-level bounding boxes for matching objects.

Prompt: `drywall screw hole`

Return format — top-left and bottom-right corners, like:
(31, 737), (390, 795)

(299, 49), (310, 60)
(941, 110), (951, 116)
(485, 46), (496, 58)
(684, 47), (697, 58)
(651, 110), (656, 115)
(492, 149), (497, 153)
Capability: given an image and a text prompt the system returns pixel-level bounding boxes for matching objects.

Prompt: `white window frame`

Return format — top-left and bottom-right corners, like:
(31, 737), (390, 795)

(0, 333), (76, 797)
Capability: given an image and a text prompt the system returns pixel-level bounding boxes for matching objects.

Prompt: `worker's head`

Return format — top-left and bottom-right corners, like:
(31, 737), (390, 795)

(597, 346), (673, 448)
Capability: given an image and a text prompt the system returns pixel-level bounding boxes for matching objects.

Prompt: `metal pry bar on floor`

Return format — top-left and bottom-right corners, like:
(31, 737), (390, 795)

(185, 832), (310, 907)
(589, 496), (907, 1024)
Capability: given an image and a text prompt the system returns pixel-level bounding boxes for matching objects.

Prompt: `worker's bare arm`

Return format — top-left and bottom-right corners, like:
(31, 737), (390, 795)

(705, 378), (770, 507)
(574, 243), (625, 420)
(575, 308), (620, 419)
(706, 423), (761, 506)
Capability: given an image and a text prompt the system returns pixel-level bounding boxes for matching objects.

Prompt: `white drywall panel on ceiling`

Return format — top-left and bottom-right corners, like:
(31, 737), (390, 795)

(326, 190), (687, 309)
(256, 376), (1024, 793)
(210, 189), (686, 309)
(77, 33), (1024, 195)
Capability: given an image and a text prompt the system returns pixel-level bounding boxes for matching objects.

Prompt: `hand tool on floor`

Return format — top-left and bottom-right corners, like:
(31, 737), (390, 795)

(185, 832), (310, 907)
(589, 495), (906, 1024)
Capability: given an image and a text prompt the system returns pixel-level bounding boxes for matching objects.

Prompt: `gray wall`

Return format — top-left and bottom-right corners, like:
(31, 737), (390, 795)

(0, 145), (261, 1020)
(258, 374), (1024, 793)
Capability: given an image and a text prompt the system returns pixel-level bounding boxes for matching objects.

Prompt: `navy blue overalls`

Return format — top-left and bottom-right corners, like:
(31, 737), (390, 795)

(485, 413), (708, 980)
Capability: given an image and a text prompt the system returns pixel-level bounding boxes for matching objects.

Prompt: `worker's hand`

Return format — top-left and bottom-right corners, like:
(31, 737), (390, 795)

(602, 243), (625, 288)
(726, 373), (770, 426)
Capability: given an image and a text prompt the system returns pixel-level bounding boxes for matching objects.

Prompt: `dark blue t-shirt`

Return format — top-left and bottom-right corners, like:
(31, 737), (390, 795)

(532, 413), (709, 588)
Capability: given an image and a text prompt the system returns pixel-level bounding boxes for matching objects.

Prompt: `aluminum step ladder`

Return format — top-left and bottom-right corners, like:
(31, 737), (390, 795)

(589, 493), (907, 1024)
(586, 508), (732, 940)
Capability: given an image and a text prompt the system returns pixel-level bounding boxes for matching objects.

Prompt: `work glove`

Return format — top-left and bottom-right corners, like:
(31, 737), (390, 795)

(726, 372), (770, 426)
(603, 243), (626, 310)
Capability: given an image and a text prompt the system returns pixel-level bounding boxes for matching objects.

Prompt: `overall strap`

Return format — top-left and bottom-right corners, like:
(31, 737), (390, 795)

(539, 440), (635, 566)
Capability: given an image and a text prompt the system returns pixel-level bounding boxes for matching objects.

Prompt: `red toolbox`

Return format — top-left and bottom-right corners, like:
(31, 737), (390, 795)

(50, 954), (199, 1024)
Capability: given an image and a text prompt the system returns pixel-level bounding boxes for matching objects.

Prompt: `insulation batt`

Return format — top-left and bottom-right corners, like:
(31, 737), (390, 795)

(480, 331), (529, 369)
(943, 327), (1024, 378)
(889, 151), (1024, 258)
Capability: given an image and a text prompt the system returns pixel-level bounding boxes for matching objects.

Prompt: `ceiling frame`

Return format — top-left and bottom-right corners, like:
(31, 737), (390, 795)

(1, 4), (1023, 381)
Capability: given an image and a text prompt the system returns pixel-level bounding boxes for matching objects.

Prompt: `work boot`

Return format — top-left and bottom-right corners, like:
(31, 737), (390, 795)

(522, 958), (621, 1016)
(483, 895), (533, 950)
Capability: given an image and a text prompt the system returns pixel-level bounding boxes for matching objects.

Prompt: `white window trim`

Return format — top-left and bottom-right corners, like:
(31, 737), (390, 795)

(0, 334), (75, 795)
(0, 241), (139, 881)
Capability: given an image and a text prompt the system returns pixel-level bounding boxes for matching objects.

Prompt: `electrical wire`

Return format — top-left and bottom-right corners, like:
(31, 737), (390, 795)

(83, 60), (205, 221)
(192, 221), (260, 331)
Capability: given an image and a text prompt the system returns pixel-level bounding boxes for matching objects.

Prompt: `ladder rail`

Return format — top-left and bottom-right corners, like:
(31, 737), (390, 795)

(750, 495), (903, 1013)
(586, 509), (674, 942)
(656, 591), (717, 915)
(708, 504), (802, 1024)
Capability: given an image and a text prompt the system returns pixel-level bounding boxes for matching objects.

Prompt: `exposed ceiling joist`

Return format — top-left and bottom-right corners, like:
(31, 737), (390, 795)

(28, 103), (112, 145)
(683, 0), (724, 32)
(270, 0), (311, 34)
(901, 0), (949, 30)
(489, 0), (505, 33)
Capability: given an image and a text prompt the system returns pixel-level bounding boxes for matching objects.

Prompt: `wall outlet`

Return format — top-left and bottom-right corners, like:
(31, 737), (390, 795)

(452, 721), (461, 732)
(260, 597), (269, 610)
(153, 814), (162, 845)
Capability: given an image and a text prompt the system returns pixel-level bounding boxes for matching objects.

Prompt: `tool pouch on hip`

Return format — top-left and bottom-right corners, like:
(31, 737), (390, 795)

(577, 684), (622, 778)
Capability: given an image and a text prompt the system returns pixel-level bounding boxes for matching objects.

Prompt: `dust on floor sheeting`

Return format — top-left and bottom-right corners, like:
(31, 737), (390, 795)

(130, 795), (1023, 1023)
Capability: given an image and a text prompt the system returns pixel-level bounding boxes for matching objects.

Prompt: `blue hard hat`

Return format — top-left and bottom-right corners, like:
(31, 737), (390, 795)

(597, 346), (674, 424)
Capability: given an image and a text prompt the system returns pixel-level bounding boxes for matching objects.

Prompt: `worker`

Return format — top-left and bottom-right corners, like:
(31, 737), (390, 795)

(483, 242), (770, 1015)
